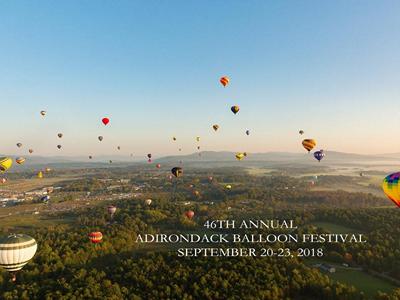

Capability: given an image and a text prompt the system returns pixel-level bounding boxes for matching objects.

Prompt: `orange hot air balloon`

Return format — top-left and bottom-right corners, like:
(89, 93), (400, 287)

(302, 139), (316, 152)
(102, 117), (109, 125)
(185, 210), (194, 219)
(88, 232), (103, 243)
(220, 76), (229, 87)
(156, 163), (161, 169)
(16, 157), (25, 165)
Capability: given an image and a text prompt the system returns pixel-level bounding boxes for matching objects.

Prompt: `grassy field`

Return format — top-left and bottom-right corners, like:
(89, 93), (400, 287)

(0, 176), (79, 192)
(305, 258), (397, 297)
(311, 221), (364, 234)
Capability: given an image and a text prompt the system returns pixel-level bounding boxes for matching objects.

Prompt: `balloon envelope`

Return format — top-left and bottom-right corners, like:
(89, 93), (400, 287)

(231, 105), (240, 114)
(313, 150), (325, 162)
(382, 172), (400, 207)
(220, 76), (229, 87)
(102, 118), (109, 125)
(0, 234), (37, 273)
(0, 157), (12, 173)
(171, 167), (183, 178)
(185, 210), (195, 219)
(302, 139), (316, 152)
(88, 232), (103, 243)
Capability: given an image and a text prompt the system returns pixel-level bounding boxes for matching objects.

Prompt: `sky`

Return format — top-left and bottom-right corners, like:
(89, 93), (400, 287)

(0, 1), (400, 157)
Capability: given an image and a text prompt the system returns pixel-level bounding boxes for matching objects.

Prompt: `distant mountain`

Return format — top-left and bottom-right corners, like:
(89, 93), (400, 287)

(2, 151), (399, 171)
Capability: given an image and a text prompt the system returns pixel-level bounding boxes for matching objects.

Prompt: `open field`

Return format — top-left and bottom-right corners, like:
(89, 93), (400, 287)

(311, 221), (364, 234)
(0, 176), (80, 192)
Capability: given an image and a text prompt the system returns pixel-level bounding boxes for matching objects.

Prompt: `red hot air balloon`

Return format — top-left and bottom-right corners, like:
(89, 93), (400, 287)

(220, 76), (229, 87)
(156, 163), (161, 169)
(88, 232), (103, 244)
(185, 210), (194, 219)
(102, 117), (110, 125)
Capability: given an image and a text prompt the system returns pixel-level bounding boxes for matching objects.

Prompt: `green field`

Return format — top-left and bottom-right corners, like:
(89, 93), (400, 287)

(311, 221), (364, 234)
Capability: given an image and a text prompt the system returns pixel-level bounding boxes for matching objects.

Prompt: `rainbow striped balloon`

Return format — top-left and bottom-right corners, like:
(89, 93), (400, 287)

(382, 172), (400, 208)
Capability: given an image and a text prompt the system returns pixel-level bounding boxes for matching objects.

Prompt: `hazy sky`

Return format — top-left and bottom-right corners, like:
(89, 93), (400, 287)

(1, 1), (400, 157)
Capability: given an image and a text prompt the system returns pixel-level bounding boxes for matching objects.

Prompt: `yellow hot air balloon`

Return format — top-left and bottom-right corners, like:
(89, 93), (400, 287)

(0, 157), (12, 173)
(302, 139), (316, 152)
(37, 171), (43, 179)
(225, 184), (232, 190)
(196, 136), (200, 142)
(235, 153), (245, 161)
(382, 173), (400, 208)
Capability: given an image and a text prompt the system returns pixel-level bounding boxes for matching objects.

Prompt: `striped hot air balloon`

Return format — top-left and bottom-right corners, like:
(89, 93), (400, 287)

(382, 172), (400, 208)
(0, 157), (12, 173)
(302, 139), (316, 152)
(0, 234), (37, 282)
(88, 232), (103, 244)
(231, 105), (240, 115)
(220, 76), (229, 87)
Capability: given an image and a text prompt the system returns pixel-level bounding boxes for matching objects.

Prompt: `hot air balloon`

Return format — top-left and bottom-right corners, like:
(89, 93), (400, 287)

(57, 133), (63, 138)
(197, 146), (200, 150)
(37, 171), (43, 179)
(185, 210), (194, 219)
(196, 136), (200, 142)
(41, 195), (50, 203)
(382, 172), (400, 207)
(359, 172), (364, 177)
(16, 157), (25, 165)
(172, 137), (177, 141)
(57, 145), (62, 149)
(302, 139), (316, 152)
(0, 234), (37, 282)
(208, 176), (213, 182)
(40, 110), (46, 116)
(171, 167), (183, 178)
(299, 130), (304, 135)
(16, 143), (22, 148)
(235, 153), (245, 161)
(117, 146), (121, 150)
(102, 117), (109, 125)
(147, 154), (152, 159)
(88, 232), (103, 244)
(29, 149), (33, 154)
(98, 136), (103, 142)
(89, 156), (93, 159)
(246, 130), (250, 136)
(179, 148), (182, 152)
(225, 184), (232, 190)
(109, 160), (113, 164)
(1, 178), (7, 184)
(220, 76), (229, 87)
(45, 168), (51, 173)
(0, 157), (12, 173)
(231, 105), (240, 115)
(212, 124), (219, 131)
(313, 150), (325, 162)
(156, 163), (161, 169)
(193, 190), (200, 197)
(145, 199), (152, 206)
(107, 205), (117, 220)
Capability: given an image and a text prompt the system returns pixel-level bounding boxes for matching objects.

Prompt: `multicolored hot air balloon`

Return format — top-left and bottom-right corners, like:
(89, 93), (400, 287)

(382, 172), (400, 207)
(231, 105), (240, 115)
(220, 76), (229, 87)
(0, 157), (12, 173)
(102, 117), (109, 125)
(171, 167), (183, 178)
(88, 232), (103, 243)
(302, 139), (316, 152)
(212, 124), (219, 131)
(16, 157), (25, 165)
(313, 150), (325, 162)
(0, 234), (37, 282)
(185, 210), (195, 219)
